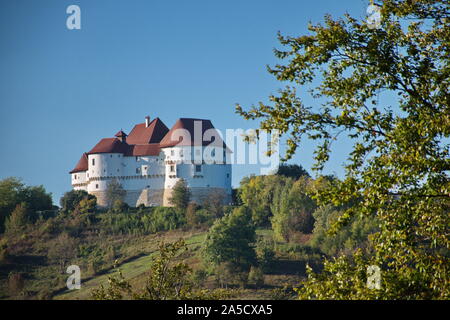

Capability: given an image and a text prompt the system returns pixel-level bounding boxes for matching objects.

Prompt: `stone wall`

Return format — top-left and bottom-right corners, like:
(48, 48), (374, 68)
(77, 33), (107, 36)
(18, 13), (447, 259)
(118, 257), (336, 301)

(91, 188), (164, 208)
(162, 187), (231, 207)
(91, 187), (230, 208)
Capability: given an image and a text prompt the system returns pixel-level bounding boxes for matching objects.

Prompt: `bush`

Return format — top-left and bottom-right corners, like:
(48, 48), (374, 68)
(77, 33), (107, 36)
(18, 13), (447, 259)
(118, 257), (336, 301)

(60, 190), (95, 214)
(8, 272), (25, 297)
(203, 206), (256, 272)
(169, 179), (191, 211)
(248, 266), (264, 287)
(256, 238), (276, 273)
(0, 238), (9, 264)
(112, 199), (129, 213)
(5, 203), (29, 233)
(192, 269), (208, 286)
(99, 207), (185, 236)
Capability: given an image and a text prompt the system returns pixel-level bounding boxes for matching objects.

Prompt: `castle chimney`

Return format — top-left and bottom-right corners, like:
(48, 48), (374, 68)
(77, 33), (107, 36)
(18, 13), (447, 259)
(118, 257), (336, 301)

(145, 116), (151, 128)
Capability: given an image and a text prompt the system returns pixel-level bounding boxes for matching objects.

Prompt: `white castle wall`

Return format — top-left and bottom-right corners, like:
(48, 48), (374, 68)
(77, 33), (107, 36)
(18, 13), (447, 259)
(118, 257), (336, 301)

(72, 145), (232, 207)
(71, 171), (87, 191)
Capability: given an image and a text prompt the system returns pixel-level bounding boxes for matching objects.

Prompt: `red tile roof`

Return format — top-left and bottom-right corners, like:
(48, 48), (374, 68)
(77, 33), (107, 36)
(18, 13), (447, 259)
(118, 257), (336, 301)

(159, 118), (228, 148)
(70, 117), (228, 173)
(87, 138), (130, 154)
(127, 117), (169, 144)
(129, 144), (161, 156)
(69, 153), (88, 173)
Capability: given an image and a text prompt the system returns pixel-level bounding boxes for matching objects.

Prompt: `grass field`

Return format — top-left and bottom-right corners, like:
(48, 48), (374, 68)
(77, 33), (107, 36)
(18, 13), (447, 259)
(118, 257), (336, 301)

(55, 228), (306, 300)
(55, 230), (207, 300)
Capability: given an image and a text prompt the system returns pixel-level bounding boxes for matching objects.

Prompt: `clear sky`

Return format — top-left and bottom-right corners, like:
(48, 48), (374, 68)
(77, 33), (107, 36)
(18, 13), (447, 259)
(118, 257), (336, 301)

(0, 0), (372, 204)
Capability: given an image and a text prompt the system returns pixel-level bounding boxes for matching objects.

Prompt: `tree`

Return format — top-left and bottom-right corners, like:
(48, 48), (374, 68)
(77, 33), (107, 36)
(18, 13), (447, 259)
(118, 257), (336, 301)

(169, 179), (191, 211)
(0, 178), (24, 231)
(92, 239), (226, 300)
(185, 202), (200, 228)
(106, 179), (126, 209)
(202, 189), (225, 218)
(271, 177), (316, 241)
(276, 164), (310, 179)
(4, 203), (29, 233)
(47, 232), (78, 273)
(0, 177), (53, 232)
(112, 199), (128, 213)
(237, 0), (449, 299)
(310, 204), (378, 257)
(203, 207), (257, 273)
(60, 190), (95, 214)
(239, 175), (291, 226)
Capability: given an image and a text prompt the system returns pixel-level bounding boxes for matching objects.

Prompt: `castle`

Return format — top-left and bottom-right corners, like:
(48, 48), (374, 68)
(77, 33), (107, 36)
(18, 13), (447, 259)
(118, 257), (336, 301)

(69, 116), (232, 207)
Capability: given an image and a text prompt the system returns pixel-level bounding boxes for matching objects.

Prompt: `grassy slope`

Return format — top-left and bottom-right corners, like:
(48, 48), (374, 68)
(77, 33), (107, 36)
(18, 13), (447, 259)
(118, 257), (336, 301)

(55, 231), (207, 300)
(55, 229), (307, 300)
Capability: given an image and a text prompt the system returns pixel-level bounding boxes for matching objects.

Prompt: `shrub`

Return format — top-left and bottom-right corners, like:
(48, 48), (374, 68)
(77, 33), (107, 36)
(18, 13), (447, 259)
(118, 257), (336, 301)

(256, 238), (276, 273)
(248, 266), (264, 287)
(8, 272), (25, 297)
(5, 202), (29, 233)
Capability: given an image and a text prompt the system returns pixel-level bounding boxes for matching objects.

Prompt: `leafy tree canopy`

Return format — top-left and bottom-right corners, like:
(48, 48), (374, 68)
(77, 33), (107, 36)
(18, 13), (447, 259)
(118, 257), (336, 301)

(106, 179), (126, 209)
(0, 177), (53, 232)
(169, 178), (191, 211)
(60, 189), (96, 214)
(237, 0), (449, 299)
(203, 207), (257, 272)
(276, 163), (310, 179)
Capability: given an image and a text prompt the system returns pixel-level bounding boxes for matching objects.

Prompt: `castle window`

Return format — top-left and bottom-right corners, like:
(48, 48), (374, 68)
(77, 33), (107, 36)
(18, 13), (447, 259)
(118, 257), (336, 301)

(96, 184), (99, 189)
(136, 167), (140, 174)
(110, 155), (113, 158)
(170, 165), (175, 172)
(211, 149), (215, 157)
(92, 158), (95, 166)
(195, 165), (202, 173)
(227, 173), (230, 178)
(171, 150), (174, 156)
(74, 174), (77, 179)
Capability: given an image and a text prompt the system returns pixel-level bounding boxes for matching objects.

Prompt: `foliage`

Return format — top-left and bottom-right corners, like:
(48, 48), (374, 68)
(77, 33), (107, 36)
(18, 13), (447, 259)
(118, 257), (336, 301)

(8, 272), (25, 297)
(47, 232), (78, 273)
(4, 203), (30, 233)
(276, 163), (310, 179)
(0, 238), (9, 264)
(75, 196), (97, 215)
(169, 179), (191, 211)
(60, 190), (95, 214)
(0, 177), (53, 233)
(203, 207), (257, 272)
(310, 205), (378, 257)
(255, 238), (276, 273)
(239, 175), (291, 226)
(105, 179), (126, 209)
(99, 206), (185, 236)
(271, 176), (316, 241)
(237, 0), (450, 299)
(248, 266), (265, 287)
(111, 199), (129, 214)
(202, 189), (226, 219)
(92, 239), (227, 300)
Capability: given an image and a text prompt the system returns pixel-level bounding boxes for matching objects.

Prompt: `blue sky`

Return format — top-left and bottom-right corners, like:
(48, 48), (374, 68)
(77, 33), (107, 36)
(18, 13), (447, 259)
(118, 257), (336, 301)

(0, 0), (372, 204)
